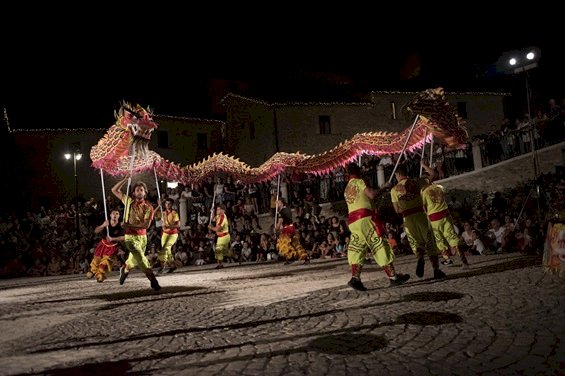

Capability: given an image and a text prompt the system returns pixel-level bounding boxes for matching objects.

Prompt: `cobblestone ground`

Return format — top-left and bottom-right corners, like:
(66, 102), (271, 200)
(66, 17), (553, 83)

(0, 254), (564, 376)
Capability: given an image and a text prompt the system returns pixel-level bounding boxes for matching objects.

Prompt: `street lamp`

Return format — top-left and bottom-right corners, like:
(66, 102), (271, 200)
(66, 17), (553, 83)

(64, 148), (82, 241)
(499, 47), (543, 224)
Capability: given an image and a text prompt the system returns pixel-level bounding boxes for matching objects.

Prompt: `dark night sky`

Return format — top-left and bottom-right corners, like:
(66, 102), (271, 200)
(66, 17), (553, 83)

(2, 18), (560, 130)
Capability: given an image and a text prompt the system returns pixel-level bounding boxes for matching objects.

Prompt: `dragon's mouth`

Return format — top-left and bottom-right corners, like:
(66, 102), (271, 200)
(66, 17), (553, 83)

(128, 123), (154, 140)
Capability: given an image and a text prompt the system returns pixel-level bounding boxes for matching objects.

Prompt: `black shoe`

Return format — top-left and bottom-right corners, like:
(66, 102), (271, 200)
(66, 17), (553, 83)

(433, 269), (447, 279)
(347, 277), (367, 291)
(441, 259), (454, 266)
(302, 257), (310, 265)
(156, 267), (165, 275)
(284, 260), (294, 265)
(389, 273), (410, 287)
(119, 266), (129, 285)
(150, 278), (161, 291)
(416, 257), (425, 278)
(166, 266), (177, 274)
(215, 264), (224, 269)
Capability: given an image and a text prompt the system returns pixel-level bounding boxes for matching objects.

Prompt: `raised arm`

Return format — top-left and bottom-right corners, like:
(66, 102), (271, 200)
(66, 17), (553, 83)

(364, 182), (391, 200)
(111, 177), (129, 201)
(420, 161), (437, 181)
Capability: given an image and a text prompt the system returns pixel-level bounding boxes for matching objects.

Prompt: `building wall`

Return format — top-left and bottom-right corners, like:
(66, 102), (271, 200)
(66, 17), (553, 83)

(7, 116), (223, 212)
(274, 104), (397, 155)
(224, 97), (277, 167)
(369, 92), (507, 137)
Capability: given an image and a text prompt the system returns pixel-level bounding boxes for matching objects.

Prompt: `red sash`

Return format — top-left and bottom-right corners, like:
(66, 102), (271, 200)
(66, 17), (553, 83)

(282, 224), (295, 236)
(348, 208), (385, 236)
(402, 206), (424, 218)
(428, 209), (450, 222)
(125, 228), (146, 235)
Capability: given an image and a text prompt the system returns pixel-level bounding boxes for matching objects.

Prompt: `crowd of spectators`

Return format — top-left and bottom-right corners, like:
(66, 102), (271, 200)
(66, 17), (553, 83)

(1, 164), (563, 279)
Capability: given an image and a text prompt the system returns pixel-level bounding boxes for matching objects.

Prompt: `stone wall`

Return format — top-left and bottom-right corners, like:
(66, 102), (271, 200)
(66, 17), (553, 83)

(437, 141), (565, 192)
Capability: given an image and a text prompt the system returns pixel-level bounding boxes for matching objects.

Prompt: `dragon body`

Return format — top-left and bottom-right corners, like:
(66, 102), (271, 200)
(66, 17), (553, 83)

(90, 88), (468, 184)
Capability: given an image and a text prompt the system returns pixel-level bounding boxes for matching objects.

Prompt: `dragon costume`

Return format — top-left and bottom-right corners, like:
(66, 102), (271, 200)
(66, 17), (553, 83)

(90, 88), (468, 185)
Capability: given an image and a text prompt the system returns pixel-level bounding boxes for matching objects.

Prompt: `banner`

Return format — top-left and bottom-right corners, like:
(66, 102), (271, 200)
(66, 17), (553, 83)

(543, 222), (565, 276)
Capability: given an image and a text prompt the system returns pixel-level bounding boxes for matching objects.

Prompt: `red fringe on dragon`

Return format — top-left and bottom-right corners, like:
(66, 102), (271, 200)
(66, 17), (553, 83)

(90, 88), (468, 184)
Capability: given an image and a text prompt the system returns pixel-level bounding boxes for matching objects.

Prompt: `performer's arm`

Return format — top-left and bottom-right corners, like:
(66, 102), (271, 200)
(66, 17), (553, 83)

(94, 220), (109, 234)
(111, 177), (129, 201)
(107, 234), (125, 243)
(208, 214), (222, 232)
(420, 161), (437, 180)
(365, 182), (391, 200)
(275, 217), (283, 232)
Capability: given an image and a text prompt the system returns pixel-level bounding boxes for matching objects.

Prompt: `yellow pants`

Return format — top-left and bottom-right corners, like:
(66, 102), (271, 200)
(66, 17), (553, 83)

(158, 233), (178, 263)
(347, 217), (394, 267)
(215, 235), (231, 261)
(124, 234), (150, 271)
(403, 212), (440, 256)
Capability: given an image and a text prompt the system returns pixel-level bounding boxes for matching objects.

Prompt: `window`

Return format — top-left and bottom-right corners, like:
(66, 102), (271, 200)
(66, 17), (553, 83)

(157, 131), (169, 148)
(197, 133), (207, 150)
(249, 121), (256, 140)
(391, 101), (397, 120)
(457, 102), (468, 119)
(319, 115), (331, 134)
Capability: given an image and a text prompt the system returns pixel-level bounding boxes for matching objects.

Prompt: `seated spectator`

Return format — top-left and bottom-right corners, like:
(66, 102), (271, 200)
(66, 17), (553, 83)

(387, 232), (399, 253)
(468, 230), (486, 255)
(486, 218), (505, 253)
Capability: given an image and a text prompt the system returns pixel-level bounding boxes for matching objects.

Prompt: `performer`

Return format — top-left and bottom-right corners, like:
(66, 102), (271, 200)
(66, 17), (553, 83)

(275, 198), (310, 265)
(208, 204), (231, 269)
(87, 208), (125, 283)
(156, 198), (180, 274)
(420, 162), (470, 269)
(111, 177), (161, 291)
(391, 164), (446, 279)
(345, 163), (409, 291)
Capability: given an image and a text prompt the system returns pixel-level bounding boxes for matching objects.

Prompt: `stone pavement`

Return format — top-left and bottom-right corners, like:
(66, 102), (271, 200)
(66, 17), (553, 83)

(0, 253), (564, 376)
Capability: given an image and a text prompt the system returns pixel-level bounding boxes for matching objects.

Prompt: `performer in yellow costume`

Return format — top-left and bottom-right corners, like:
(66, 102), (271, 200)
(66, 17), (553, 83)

(345, 163), (409, 291)
(421, 163), (470, 269)
(391, 164), (445, 279)
(111, 177), (161, 291)
(156, 198), (180, 273)
(209, 204), (231, 269)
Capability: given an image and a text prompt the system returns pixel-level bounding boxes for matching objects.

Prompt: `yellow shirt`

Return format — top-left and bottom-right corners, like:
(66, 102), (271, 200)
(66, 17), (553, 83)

(163, 209), (180, 227)
(216, 213), (229, 234)
(421, 184), (448, 215)
(344, 178), (373, 212)
(122, 196), (153, 226)
(162, 209), (180, 234)
(390, 178), (425, 213)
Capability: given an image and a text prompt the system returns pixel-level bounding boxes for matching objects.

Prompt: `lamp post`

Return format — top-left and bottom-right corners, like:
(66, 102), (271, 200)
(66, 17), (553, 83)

(64, 149), (82, 241)
(502, 47), (542, 224)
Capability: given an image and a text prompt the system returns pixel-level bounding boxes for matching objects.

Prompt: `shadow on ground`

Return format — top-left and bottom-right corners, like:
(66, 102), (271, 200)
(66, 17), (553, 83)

(403, 291), (466, 302)
(308, 333), (388, 354)
(91, 286), (206, 301)
(14, 359), (140, 376)
(395, 311), (463, 325)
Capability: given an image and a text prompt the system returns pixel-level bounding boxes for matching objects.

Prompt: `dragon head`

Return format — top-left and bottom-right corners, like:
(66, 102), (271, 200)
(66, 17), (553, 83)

(404, 87), (469, 148)
(117, 102), (158, 141)
(90, 102), (159, 175)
